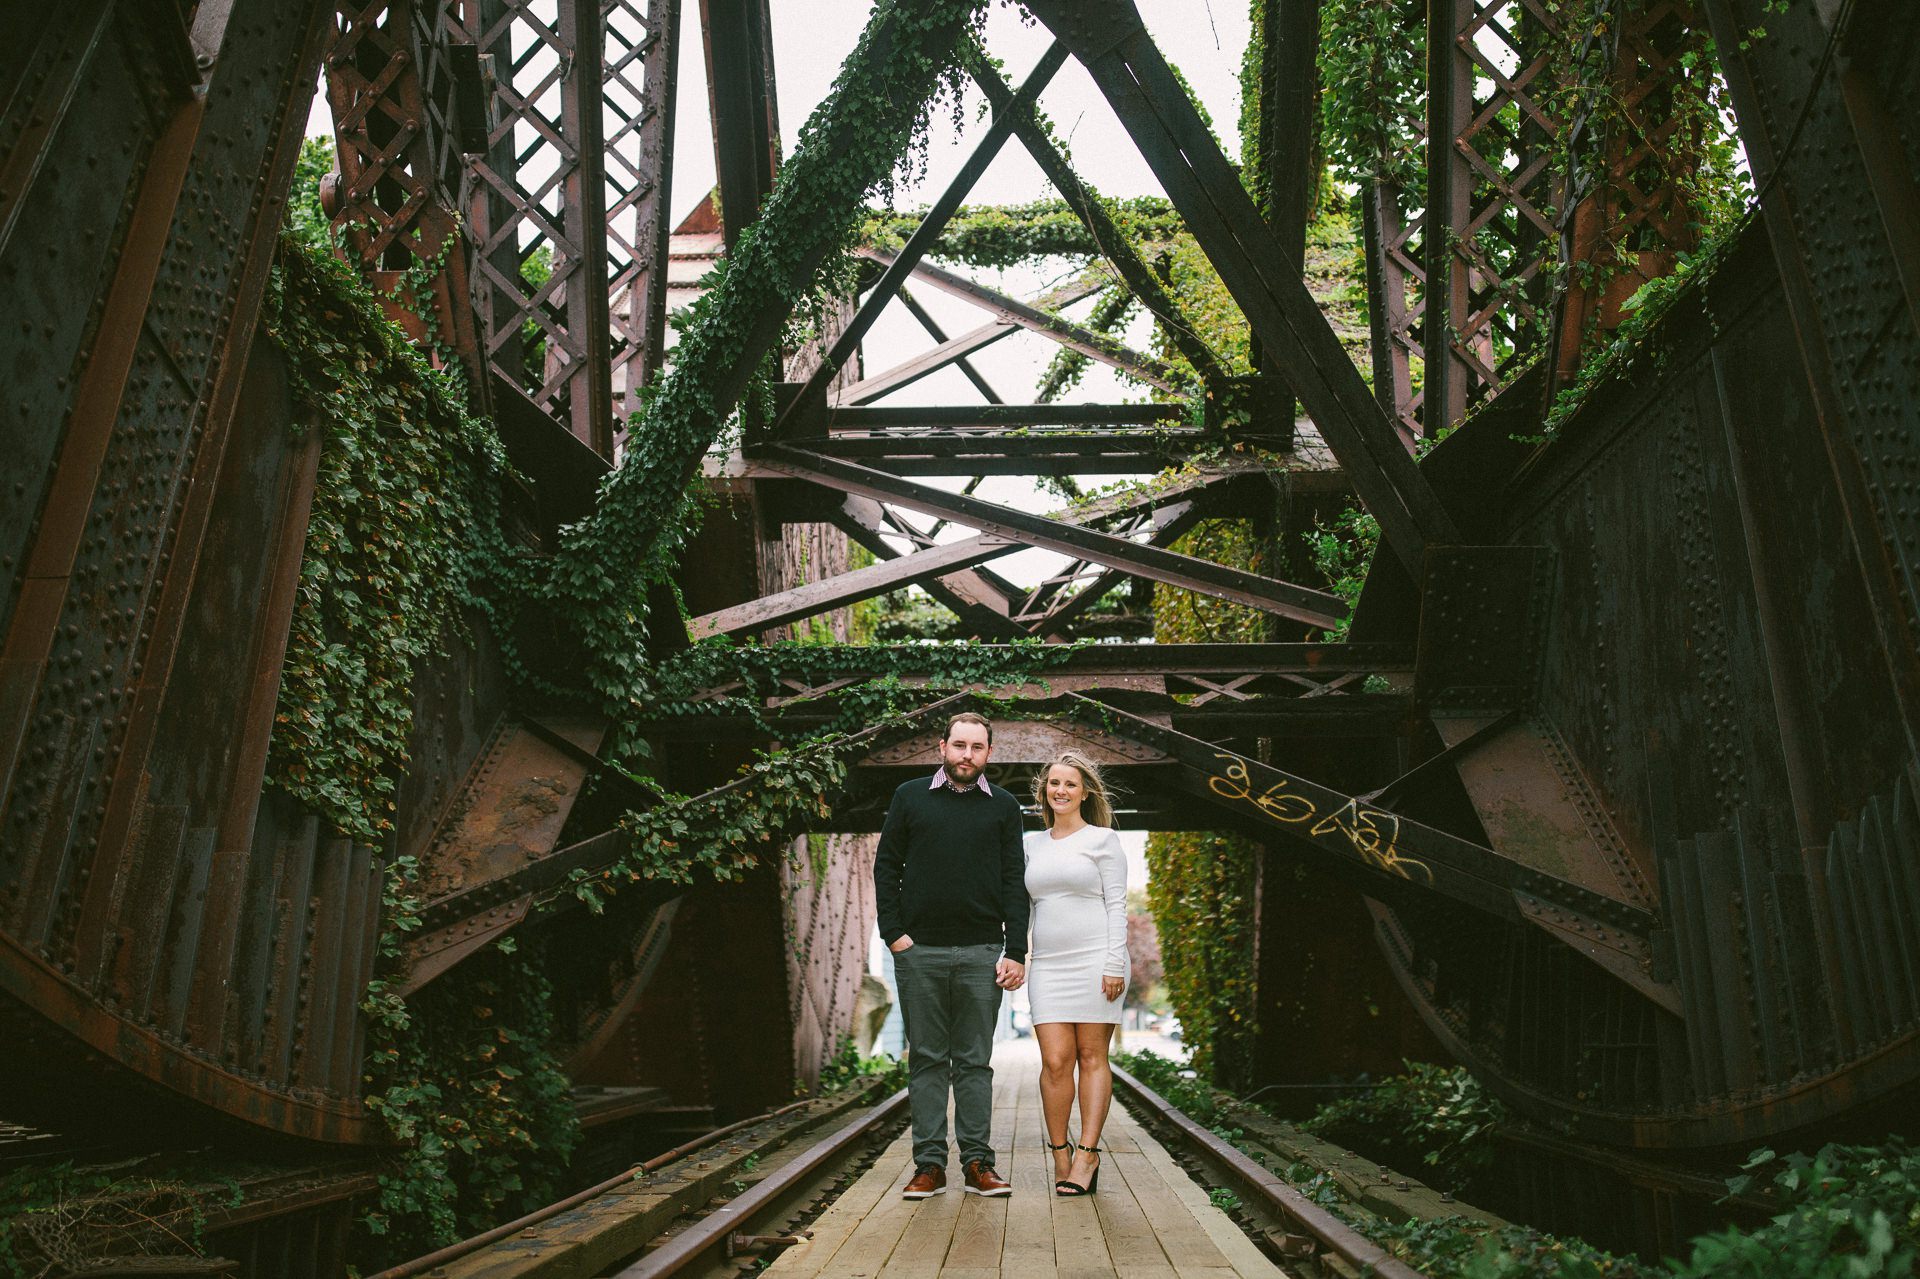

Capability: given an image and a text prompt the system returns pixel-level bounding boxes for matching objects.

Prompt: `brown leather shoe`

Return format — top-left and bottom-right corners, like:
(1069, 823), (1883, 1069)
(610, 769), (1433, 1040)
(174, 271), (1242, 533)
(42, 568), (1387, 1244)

(902, 1163), (946, 1198)
(963, 1159), (1012, 1197)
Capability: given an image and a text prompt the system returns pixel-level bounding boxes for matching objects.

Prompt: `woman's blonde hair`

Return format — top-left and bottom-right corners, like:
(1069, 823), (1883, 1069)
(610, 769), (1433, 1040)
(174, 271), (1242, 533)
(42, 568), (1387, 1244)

(1033, 750), (1116, 829)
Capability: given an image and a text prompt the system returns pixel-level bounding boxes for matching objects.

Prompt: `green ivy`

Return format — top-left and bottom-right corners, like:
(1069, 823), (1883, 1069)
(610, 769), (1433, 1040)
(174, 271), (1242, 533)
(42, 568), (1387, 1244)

(1537, 219), (1746, 440)
(1675, 1142), (1920, 1278)
(261, 236), (518, 842)
(860, 195), (1185, 269)
(542, 0), (992, 717)
(1302, 1061), (1506, 1200)
(1142, 830), (1259, 1087)
(1317, 0), (1427, 195)
(817, 1034), (909, 1095)
(1306, 505), (1379, 642)
(358, 942), (580, 1263)
(1115, 1048), (1222, 1124)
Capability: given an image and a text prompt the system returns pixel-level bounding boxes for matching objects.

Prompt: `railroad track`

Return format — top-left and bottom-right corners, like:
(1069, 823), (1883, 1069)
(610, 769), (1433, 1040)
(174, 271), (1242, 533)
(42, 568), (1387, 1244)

(367, 1066), (1463, 1279)
(370, 1079), (907, 1279)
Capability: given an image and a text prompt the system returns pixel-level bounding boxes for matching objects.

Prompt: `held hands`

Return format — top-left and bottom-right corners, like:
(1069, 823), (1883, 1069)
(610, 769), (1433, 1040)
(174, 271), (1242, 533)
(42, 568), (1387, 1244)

(996, 958), (1025, 991)
(1102, 975), (1124, 1002)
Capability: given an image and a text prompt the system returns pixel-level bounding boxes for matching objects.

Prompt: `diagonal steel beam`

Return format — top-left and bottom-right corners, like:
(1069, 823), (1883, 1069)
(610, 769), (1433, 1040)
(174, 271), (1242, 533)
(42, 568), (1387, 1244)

(757, 445), (1348, 628)
(968, 56), (1225, 382)
(834, 321), (1018, 406)
(833, 273), (1107, 405)
(862, 248), (1183, 392)
(699, 0), (779, 248)
(825, 495), (1028, 639)
(1022, 498), (1208, 636)
(698, 458), (1250, 639)
(1023, 0), (1458, 574)
(768, 42), (1070, 438)
(896, 286), (1003, 403)
(689, 531), (1019, 639)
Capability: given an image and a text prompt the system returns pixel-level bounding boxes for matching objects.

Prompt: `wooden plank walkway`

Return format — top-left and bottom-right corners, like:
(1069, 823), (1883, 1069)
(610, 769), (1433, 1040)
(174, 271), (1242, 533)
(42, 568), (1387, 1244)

(766, 1039), (1288, 1279)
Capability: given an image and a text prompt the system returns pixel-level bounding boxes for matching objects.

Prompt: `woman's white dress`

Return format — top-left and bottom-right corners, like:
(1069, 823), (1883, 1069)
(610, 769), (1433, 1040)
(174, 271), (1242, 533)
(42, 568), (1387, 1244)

(1023, 824), (1129, 1025)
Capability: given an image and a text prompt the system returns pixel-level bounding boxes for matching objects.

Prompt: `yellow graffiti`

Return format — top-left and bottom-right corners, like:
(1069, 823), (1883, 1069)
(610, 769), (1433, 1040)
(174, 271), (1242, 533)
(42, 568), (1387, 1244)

(1207, 754), (1315, 822)
(1208, 754), (1434, 884)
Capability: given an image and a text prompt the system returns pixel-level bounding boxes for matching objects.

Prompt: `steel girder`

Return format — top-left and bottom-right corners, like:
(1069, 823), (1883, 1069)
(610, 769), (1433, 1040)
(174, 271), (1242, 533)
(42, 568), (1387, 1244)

(0, 0), (376, 1141)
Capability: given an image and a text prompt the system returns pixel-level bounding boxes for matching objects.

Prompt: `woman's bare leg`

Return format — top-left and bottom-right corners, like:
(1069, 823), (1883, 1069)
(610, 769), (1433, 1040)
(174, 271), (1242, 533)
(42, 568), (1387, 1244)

(1066, 1022), (1115, 1188)
(1034, 1023), (1077, 1180)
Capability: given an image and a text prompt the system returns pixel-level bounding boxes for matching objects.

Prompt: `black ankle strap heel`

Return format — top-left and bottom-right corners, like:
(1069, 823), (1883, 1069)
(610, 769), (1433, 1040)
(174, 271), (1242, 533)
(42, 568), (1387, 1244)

(1056, 1142), (1102, 1196)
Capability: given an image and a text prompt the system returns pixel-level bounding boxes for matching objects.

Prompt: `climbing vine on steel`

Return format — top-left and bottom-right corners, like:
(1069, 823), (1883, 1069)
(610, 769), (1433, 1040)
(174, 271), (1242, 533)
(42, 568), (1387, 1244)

(861, 196), (1185, 269)
(544, 0), (994, 714)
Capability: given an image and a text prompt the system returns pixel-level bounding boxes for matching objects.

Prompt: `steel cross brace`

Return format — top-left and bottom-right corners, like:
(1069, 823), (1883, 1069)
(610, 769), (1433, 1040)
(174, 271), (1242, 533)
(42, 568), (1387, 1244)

(1022, 0), (1459, 574)
(753, 445), (1348, 629)
(832, 273), (1108, 405)
(766, 42), (1071, 440)
(701, 461), (1258, 640)
(403, 689), (986, 951)
(966, 55), (1225, 383)
(1013, 498), (1207, 636)
(418, 688), (1669, 1017)
(826, 494), (1029, 639)
(894, 286), (1004, 404)
(860, 249), (1182, 392)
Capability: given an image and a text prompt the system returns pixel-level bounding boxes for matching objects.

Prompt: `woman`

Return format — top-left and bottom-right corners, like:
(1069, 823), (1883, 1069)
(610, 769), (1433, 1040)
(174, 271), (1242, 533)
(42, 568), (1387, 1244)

(1024, 750), (1128, 1196)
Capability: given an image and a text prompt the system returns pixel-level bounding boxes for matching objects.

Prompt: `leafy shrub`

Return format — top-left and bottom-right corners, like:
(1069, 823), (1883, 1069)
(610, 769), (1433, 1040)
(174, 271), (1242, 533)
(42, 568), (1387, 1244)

(1671, 1142), (1920, 1278)
(1302, 1061), (1505, 1199)
(817, 1035), (908, 1095)
(1376, 1216), (1657, 1279)
(1114, 1049), (1219, 1124)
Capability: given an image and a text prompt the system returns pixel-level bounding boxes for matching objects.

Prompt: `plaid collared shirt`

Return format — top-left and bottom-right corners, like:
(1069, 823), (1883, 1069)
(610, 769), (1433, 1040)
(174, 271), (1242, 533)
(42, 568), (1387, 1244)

(930, 766), (992, 796)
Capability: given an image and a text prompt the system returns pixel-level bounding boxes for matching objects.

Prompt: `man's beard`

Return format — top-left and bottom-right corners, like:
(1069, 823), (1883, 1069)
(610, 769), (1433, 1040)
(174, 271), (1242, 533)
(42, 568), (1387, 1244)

(947, 759), (981, 781)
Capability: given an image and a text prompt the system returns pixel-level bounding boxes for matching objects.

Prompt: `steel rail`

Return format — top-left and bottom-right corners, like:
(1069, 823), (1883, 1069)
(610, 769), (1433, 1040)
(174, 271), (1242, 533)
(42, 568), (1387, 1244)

(613, 1089), (910, 1277)
(1111, 1066), (1431, 1279)
(364, 1097), (822, 1279)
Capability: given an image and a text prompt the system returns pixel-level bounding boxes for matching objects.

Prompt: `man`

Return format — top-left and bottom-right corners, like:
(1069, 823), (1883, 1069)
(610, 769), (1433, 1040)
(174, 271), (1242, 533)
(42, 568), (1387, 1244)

(874, 711), (1028, 1199)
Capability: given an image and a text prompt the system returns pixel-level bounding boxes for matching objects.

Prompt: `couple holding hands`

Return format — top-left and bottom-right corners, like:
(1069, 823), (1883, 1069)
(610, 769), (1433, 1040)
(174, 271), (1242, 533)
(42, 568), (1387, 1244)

(873, 711), (1129, 1200)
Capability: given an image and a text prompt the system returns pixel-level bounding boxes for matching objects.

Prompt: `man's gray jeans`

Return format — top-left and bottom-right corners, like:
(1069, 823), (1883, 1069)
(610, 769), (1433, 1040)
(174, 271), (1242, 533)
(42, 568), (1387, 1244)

(893, 942), (1003, 1169)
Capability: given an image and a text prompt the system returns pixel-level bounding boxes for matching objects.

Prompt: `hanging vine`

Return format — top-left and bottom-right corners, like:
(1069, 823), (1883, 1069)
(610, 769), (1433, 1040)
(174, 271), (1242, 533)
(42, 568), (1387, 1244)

(541, 0), (994, 718)
(861, 195), (1186, 268)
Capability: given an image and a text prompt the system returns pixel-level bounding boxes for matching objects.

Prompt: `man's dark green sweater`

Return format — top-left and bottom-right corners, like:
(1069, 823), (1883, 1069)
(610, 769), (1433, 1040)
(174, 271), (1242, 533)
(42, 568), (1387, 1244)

(874, 774), (1029, 961)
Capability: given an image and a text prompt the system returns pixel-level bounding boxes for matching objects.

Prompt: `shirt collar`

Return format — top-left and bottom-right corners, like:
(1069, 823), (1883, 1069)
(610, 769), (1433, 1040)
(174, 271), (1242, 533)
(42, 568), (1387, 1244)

(930, 766), (991, 796)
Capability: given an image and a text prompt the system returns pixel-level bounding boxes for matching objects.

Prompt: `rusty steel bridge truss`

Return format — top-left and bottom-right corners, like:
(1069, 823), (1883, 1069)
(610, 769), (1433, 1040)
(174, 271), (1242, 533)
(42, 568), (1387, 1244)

(4, 0), (1920, 1263)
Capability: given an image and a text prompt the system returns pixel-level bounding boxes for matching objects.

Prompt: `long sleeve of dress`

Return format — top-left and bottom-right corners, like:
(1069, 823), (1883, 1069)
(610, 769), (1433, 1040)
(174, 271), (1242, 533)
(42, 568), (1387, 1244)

(1098, 830), (1128, 978)
(1001, 804), (1030, 963)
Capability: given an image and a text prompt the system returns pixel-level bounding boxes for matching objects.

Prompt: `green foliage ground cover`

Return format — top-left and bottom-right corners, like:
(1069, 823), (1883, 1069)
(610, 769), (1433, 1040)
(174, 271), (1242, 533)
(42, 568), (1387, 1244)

(1300, 1061), (1506, 1202)
(1120, 1050), (1920, 1278)
(817, 1034), (910, 1095)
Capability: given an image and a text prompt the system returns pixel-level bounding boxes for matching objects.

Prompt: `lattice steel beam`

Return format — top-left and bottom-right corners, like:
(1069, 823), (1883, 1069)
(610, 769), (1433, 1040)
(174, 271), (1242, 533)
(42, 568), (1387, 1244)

(1424, 0), (1565, 428)
(1550, 0), (1712, 383)
(323, 1), (486, 395)
(452, 0), (616, 455)
(606, 0), (681, 423)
